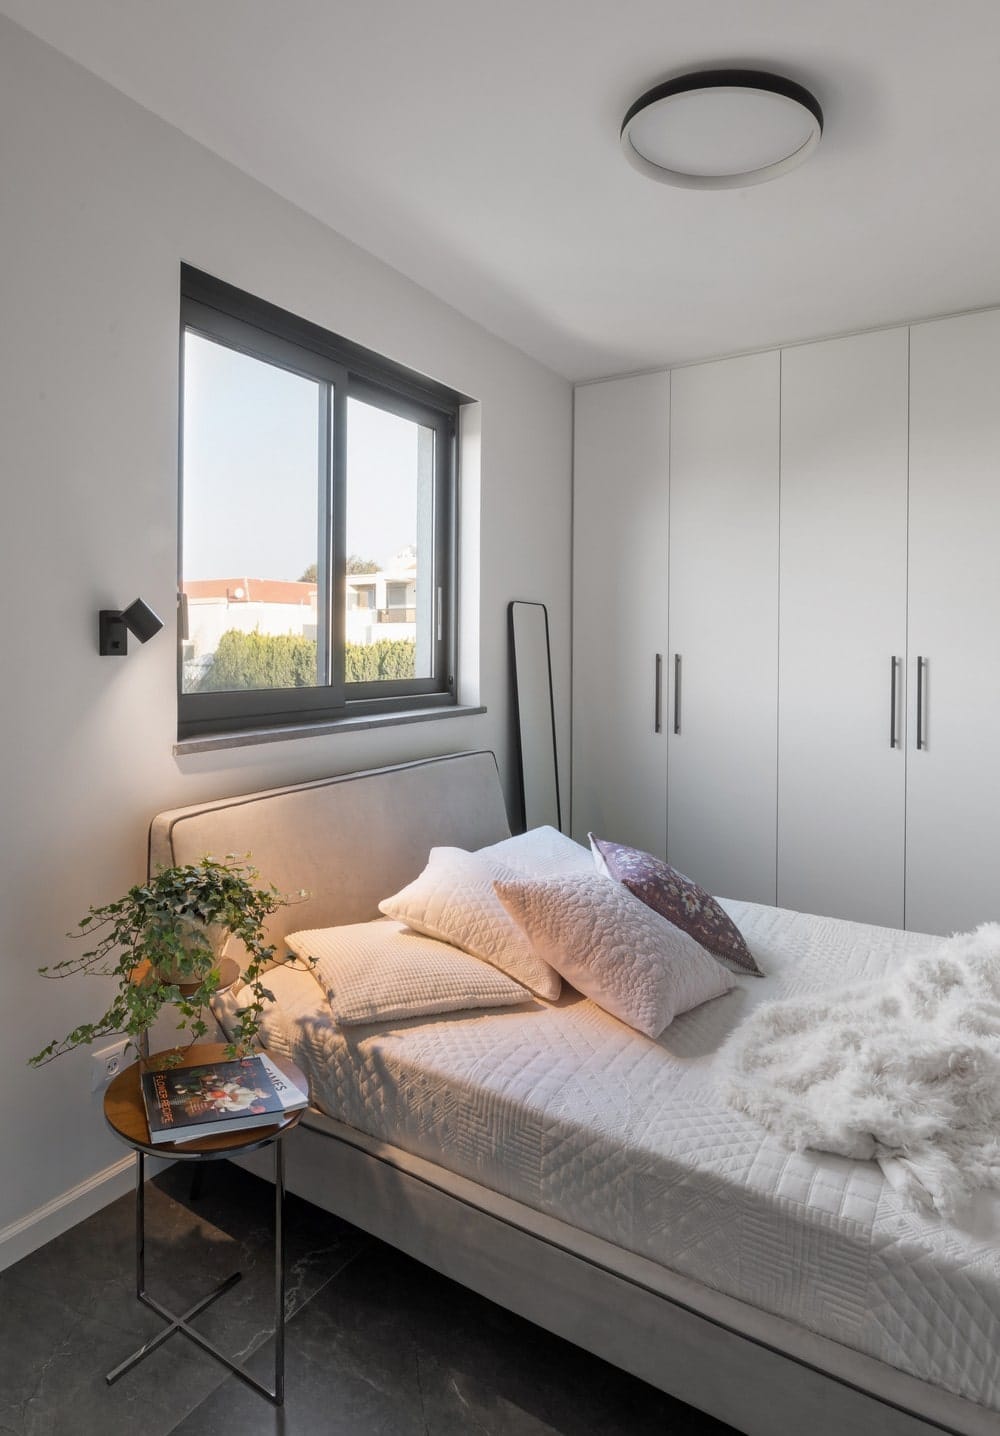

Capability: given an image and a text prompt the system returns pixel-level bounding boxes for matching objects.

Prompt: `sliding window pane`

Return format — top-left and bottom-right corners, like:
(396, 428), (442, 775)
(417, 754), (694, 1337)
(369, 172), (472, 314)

(181, 332), (324, 694)
(345, 397), (435, 682)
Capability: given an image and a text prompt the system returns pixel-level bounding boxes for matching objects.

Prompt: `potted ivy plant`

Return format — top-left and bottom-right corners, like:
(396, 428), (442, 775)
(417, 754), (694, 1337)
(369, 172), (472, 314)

(29, 855), (297, 1067)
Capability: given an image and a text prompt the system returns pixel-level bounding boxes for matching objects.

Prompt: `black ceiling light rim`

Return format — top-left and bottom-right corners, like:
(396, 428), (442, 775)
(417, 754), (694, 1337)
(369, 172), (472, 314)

(620, 68), (824, 189)
(620, 69), (824, 141)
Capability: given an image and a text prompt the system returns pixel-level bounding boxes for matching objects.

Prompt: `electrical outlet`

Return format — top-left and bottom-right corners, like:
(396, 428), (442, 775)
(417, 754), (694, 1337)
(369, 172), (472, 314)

(91, 1040), (131, 1091)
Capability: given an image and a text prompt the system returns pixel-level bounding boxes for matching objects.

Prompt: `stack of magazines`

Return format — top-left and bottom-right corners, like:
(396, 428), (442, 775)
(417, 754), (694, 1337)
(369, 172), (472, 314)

(141, 1053), (309, 1145)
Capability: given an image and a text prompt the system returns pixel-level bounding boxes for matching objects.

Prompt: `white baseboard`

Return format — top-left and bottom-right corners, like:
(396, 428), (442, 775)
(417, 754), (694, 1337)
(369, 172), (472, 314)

(0, 1153), (170, 1273)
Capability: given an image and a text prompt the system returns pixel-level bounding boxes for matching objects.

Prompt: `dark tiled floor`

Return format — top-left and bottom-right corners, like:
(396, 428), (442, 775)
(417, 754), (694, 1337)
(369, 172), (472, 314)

(0, 1162), (734, 1435)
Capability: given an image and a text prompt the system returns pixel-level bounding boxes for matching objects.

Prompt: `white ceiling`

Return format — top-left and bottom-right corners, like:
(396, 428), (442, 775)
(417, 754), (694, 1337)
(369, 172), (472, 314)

(5, 0), (1000, 381)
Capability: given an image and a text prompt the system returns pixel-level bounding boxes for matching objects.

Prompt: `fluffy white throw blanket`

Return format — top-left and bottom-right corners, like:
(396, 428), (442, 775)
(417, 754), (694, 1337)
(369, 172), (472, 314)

(718, 924), (1000, 1216)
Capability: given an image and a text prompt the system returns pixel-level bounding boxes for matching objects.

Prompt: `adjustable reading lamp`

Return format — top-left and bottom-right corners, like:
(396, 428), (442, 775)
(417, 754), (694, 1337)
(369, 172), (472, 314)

(98, 598), (164, 656)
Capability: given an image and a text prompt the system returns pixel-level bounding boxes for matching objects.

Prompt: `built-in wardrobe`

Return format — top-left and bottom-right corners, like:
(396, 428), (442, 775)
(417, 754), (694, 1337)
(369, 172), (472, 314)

(571, 306), (1000, 936)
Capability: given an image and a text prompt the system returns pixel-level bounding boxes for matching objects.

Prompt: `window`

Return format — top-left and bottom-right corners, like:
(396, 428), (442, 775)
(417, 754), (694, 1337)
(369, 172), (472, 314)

(178, 267), (463, 740)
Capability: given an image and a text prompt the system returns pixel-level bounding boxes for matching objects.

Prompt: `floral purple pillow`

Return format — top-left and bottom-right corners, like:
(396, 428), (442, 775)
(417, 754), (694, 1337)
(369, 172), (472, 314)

(589, 836), (764, 977)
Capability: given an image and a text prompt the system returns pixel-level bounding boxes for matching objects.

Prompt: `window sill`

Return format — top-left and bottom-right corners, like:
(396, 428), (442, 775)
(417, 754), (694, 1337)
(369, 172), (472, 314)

(173, 703), (486, 756)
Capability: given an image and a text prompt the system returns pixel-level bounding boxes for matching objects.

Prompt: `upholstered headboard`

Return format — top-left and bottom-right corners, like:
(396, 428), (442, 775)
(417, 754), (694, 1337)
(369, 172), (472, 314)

(148, 752), (511, 960)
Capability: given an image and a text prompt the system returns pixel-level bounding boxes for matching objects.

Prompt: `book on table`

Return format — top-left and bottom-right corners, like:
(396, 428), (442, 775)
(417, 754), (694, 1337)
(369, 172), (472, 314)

(141, 1053), (309, 1145)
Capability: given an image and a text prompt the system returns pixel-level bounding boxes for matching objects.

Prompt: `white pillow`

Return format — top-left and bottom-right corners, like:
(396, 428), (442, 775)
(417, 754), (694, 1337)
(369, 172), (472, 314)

(285, 919), (532, 1026)
(378, 847), (562, 1000)
(493, 873), (735, 1038)
(477, 826), (594, 878)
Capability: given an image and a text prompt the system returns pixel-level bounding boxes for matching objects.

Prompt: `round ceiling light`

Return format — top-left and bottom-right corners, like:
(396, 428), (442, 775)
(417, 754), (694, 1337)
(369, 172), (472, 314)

(621, 69), (823, 189)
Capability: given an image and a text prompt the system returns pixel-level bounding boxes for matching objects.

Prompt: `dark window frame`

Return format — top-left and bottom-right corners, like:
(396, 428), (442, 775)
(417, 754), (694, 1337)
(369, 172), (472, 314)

(177, 266), (465, 741)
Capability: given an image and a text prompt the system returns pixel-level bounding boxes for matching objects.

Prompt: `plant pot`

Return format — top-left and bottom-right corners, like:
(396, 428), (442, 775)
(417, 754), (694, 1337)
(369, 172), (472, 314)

(154, 919), (232, 987)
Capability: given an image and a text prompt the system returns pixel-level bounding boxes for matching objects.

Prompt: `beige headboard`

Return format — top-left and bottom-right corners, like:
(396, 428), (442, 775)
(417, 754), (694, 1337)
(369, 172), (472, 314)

(148, 752), (511, 960)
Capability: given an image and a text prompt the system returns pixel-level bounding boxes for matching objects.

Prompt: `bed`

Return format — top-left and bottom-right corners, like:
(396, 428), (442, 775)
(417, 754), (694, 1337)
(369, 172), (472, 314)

(149, 751), (1000, 1436)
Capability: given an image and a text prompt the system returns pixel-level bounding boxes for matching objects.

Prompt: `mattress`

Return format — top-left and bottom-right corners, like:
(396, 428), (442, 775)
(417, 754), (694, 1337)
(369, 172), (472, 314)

(234, 902), (1000, 1415)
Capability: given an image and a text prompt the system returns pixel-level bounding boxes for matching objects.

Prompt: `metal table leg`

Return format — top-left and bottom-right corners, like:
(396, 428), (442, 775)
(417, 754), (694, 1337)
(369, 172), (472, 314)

(106, 1139), (287, 1405)
(136, 1148), (144, 1298)
(274, 1135), (285, 1405)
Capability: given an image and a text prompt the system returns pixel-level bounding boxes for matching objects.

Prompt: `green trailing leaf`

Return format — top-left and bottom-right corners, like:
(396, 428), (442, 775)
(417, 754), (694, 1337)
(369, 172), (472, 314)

(29, 855), (311, 1068)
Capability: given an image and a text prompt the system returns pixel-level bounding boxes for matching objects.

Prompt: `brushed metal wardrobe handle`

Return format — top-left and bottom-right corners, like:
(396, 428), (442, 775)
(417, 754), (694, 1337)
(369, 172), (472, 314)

(654, 654), (663, 734)
(890, 656), (899, 748)
(673, 654), (682, 735)
(916, 656), (926, 750)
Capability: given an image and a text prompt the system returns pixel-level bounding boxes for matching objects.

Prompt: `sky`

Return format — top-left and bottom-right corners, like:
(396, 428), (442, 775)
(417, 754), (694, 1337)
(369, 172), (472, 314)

(182, 332), (423, 582)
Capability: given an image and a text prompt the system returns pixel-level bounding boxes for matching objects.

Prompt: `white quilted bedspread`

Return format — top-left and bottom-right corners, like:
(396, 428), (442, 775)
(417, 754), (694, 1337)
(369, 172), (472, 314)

(241, 902), (1000, 1414)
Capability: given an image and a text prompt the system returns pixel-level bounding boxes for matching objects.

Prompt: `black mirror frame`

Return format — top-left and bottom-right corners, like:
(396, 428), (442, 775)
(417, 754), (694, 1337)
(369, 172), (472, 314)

(508, 599), (561, 833)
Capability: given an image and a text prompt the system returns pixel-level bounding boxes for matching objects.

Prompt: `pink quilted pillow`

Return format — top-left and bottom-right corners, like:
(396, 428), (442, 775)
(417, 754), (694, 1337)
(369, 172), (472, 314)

(494, 872), (734, 1038)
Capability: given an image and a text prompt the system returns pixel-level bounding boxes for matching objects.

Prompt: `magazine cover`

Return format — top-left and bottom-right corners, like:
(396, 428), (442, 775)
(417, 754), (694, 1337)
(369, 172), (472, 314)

(141, 1054), (307, 1144)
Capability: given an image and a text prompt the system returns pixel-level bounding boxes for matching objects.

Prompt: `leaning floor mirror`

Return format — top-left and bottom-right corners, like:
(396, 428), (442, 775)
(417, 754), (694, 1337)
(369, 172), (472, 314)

(508, 600), (561, 831)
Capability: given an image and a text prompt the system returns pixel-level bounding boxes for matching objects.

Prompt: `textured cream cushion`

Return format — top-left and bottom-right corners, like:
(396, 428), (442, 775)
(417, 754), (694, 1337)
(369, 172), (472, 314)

(379, 847), (562, 1000)
(477, 826), (594, 878)
(285, 919), (531, 1026)
(493, 873), (735, 1038)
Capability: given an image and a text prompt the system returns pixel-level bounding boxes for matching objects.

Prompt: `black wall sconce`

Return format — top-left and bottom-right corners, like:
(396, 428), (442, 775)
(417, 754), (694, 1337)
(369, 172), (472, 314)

(99, 598), (164, 656)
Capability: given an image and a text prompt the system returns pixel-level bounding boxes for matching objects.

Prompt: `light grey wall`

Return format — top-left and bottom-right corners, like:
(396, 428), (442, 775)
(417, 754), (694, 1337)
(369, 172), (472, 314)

(0, 17), (571, 1241)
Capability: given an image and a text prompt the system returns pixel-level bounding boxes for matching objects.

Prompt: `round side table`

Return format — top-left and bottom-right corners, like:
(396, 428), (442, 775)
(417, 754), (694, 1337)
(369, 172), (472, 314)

(103, 1042), (307, 1406)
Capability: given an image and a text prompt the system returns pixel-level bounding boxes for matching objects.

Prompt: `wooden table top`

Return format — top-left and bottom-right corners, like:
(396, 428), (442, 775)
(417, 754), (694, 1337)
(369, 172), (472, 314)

(104, 1042), (307, 1160)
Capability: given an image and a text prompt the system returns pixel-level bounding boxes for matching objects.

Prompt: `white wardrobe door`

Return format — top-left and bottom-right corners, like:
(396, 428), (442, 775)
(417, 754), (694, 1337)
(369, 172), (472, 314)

(667, 352), (779, 902)
(907, 309), (1000, 935)
(572, 373), (669, 856)
(778, 329), (909, 926)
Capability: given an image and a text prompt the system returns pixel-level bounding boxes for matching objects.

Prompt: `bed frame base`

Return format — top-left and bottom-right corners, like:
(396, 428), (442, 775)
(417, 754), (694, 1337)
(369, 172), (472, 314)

(233, 1121), (980, 1436)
